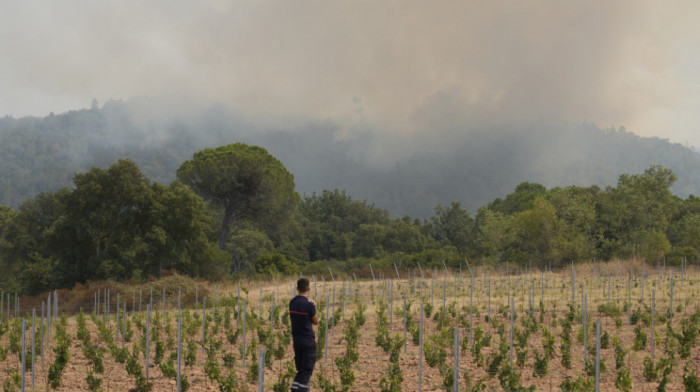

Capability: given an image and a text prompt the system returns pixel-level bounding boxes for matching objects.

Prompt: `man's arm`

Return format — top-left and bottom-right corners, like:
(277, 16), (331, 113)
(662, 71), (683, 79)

(309, 299), (319, 325)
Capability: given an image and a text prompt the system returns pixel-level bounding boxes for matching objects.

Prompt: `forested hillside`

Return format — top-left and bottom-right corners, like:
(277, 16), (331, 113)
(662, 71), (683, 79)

(0, 141), (698, 295)
(1, 99), (700, 217)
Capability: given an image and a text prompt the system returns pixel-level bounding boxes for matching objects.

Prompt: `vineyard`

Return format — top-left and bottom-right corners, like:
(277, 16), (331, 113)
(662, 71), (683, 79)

(0, 259), (698, 391)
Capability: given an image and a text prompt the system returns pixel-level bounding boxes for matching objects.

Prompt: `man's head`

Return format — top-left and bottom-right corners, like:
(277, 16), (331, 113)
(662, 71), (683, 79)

(296, 278), (310, 294)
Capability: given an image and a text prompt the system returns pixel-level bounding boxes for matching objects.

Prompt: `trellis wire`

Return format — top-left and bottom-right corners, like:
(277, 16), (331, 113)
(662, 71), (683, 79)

(47, 293), (51, 347)
(418, 302), (423, 392)
(442, 261), (448, 311)
(509, 297), (514, 366)
(241, 298), (247, 367)
(430, 272), (434, 310)
(324, 292), (329, 364)
(202, 297), (206, 348)
(571, 261), (575, 308)
(627, 277), (631, 325)
(651, 288), (655, 361)
(341, 281), (346, 322)
(257, 349), (265, 392)
(403, 293), (407, 354)
(146, 304), (150, 381)
(177, 288), (182, 392)
(669, 271), (674, 325)
(31, 308), (35, 389)
(54, 290), (58, 320)
(641, 261), (645, 305)
(487, 277), (491, 322)
(116, 294), (120, 339)
(270, 293), (275, 333)
(583, 294), (587, 366)
(389, 281), (393, 330)
(122, 302), (126, 349)
(21, 319), (26, 392)
(40, 301), (44, 363)
(453, 327), (460, 392)
(330, 286), (336, 340)
(469, 274), (473, 346)
(162, 287), (166, 326)
(595, 319), (600, 392)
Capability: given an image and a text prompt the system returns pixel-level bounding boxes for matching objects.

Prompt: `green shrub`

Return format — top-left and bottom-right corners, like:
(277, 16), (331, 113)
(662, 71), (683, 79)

(533, 350), (548, 378)
(684, 364), (700, 392)
(498, 364), (534, 392)
(630, 307), (642, 325)
(560, 376), (594, 392)
(615, 367), (632, 392)
(424, 302), (433, 318)
(643, 357), (657, 381)
(598, 303), (621, 317)
(600, 330), (610, 349)
(612, 337), (626, 370)
(86, 370), (102, 392)
(441, 364), (454, 390)
(254, 254), (298, 276)
(632, 325), (647, 351)
(584, 357), (605, 377)
(656, 355), (676, 392)
(159, 359), (177, 378)
(674, 316), (699, 359)
(379, 334), (405, 392)
(48, 324), (71, 389)
(560, 315), (572, 369)
(542, 326), (556, 357)
(423, 342), (446, 368)
(486, 336), (508, 376)
(272, 361), (296, 392)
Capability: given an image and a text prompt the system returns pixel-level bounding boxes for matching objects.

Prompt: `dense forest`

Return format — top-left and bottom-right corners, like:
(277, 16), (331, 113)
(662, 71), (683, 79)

(0, 140), (698, 295)
(2, 98), (700, 218)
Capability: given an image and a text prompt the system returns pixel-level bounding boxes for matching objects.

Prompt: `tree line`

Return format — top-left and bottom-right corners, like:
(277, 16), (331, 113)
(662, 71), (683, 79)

(0, 143), (698, 295)
(3, 99), (700, 219)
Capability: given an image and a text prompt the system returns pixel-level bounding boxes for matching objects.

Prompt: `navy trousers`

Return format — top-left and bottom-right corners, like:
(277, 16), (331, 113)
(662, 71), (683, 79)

(291, 340), (316, 392)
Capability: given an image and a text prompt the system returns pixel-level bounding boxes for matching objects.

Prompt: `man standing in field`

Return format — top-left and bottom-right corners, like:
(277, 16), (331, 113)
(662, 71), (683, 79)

(289, 278), (318, 392)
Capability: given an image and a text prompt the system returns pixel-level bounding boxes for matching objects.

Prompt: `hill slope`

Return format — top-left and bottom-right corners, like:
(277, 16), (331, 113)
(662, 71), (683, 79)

(2, 99), (699, 217)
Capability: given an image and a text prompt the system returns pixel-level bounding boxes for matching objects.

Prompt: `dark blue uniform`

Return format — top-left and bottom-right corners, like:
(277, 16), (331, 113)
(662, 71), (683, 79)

(289, 295), (316, 392)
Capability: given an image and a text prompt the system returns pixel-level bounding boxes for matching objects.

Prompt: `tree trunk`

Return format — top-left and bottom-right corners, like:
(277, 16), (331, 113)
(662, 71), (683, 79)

(218, 205), (235, 250)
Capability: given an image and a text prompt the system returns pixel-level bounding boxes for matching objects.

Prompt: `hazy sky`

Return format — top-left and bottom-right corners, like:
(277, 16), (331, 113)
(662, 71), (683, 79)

(2, 0), (699, 148)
